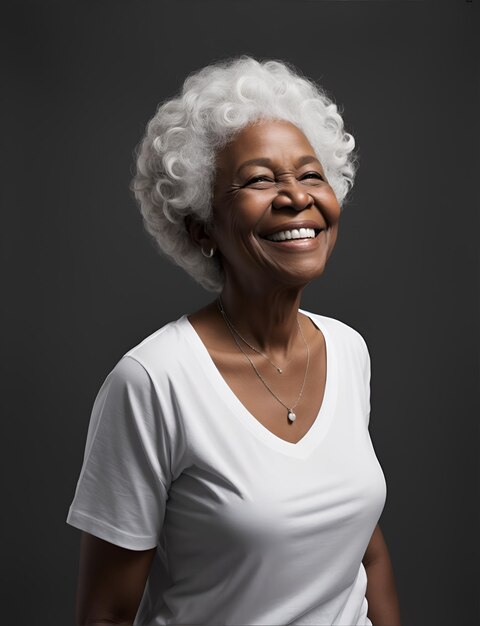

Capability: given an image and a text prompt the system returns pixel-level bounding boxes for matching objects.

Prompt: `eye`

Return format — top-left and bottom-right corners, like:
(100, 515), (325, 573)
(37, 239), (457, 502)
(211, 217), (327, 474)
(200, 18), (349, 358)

(244, 176), (275, 188)
(301, 171), (324, 182)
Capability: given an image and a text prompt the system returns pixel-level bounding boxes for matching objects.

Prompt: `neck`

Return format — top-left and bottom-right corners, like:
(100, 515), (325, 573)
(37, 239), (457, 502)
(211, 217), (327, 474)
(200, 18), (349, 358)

(218, 281), (305, 357)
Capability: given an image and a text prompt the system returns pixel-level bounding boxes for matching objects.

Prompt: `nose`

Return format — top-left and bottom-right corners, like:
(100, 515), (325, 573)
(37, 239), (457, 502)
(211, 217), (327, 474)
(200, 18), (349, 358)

(272, 179), (313, 212)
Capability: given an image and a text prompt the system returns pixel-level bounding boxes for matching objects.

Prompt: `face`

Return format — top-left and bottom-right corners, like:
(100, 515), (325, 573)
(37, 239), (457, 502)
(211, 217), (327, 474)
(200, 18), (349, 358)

(207, 119), (341, 290)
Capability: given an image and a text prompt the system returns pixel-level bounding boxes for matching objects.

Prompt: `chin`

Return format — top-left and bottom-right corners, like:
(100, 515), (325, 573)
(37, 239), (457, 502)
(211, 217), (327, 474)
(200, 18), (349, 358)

(272, 263), (328, 288)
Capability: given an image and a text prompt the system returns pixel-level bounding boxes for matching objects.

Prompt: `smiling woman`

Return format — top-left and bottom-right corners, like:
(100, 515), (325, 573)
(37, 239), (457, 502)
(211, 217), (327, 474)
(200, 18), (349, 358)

(66, 56), (402, 626)
(132, 55), (355, 292)
(203, 119), (341, 293)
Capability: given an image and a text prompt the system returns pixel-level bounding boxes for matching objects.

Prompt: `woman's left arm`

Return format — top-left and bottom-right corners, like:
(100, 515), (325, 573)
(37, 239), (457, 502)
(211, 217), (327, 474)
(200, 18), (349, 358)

(362, 523), (402, 626)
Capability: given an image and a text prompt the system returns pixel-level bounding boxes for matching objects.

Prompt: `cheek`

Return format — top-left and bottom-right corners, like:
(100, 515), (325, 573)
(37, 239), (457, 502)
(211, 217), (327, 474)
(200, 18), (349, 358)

(211, 208), (259, 250)
(316, 188), (341, 223)
(329, 223), (339, 245)
(324, 223), (339, 260)
(229, 192), (277, 232)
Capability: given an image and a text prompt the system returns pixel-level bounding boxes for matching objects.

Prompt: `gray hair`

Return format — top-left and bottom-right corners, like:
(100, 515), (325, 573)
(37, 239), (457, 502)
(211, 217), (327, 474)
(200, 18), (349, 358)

(131, 56), (356, 292)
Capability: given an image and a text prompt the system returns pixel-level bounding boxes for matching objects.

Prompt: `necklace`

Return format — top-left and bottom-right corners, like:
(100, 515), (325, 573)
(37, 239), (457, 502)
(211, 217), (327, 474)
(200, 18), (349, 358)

(216, 297), (310, 423)
(217, 297), (296, 373)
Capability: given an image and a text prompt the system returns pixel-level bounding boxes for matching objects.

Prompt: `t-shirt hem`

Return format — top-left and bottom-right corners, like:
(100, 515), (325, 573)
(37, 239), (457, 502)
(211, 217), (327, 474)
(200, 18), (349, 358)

(66, 508), (158, 550)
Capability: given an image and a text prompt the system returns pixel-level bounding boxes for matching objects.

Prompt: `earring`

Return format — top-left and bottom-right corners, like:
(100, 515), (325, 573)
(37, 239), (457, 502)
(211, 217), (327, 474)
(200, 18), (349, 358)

(201, 246), (215, 258)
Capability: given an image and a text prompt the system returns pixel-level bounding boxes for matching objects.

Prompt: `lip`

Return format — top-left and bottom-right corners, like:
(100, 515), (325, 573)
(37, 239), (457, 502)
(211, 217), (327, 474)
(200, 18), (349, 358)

(259, 220), (324, 238)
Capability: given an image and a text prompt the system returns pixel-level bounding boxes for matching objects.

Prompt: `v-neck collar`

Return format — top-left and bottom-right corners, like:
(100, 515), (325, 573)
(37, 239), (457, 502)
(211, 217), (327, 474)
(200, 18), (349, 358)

(179, 309), (338, 460)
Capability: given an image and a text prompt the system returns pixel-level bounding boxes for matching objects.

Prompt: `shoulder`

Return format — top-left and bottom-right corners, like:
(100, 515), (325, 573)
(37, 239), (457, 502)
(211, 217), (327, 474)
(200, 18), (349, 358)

(120, 314), (191, 375)
(95, 317), (192, 429)
(96, 315), (192, 401)
(300, 308), (370, 364)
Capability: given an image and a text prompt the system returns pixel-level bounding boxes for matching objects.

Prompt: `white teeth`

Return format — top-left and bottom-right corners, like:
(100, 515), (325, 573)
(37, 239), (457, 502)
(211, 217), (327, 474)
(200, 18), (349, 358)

(266, 227), (317, 242)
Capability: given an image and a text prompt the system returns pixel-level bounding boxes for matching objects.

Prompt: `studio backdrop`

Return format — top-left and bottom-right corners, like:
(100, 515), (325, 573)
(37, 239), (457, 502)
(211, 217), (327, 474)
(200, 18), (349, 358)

(3, 1), (478, 625)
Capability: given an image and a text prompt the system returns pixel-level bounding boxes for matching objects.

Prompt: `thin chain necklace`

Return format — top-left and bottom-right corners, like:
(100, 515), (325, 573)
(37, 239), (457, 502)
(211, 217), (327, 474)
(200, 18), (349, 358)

(216, 297), (310, 423)
(217, 296), (296, 373)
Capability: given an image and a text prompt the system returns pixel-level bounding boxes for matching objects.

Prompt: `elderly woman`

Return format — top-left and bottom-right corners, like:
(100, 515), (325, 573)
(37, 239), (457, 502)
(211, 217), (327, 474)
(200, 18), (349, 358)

(66, 56), (401, 626)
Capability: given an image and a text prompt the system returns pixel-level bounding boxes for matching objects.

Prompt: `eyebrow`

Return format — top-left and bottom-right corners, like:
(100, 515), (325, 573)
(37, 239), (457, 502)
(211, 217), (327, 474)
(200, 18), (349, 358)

(236, 155), (321, 174)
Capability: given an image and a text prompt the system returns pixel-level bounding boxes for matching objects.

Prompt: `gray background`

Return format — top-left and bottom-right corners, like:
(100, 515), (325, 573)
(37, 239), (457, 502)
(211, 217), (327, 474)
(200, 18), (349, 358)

(3, 1), (478, 624)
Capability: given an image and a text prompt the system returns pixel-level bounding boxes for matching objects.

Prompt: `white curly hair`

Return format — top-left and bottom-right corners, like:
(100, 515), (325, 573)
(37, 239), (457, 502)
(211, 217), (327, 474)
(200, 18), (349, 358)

(131, 55), (357, 292)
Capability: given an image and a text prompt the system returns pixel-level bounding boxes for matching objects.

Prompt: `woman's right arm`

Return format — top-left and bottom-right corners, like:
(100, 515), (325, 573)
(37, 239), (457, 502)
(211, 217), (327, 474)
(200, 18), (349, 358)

(75, 531), (157, 626)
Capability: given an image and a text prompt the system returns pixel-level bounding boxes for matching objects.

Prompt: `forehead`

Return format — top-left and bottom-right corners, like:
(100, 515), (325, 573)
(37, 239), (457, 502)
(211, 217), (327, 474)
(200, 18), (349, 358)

(216, 119), (317, 172)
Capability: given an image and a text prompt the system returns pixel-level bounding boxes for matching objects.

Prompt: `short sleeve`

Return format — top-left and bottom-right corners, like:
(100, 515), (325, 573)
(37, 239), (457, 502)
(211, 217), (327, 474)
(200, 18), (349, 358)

(66, 355), (170, 550)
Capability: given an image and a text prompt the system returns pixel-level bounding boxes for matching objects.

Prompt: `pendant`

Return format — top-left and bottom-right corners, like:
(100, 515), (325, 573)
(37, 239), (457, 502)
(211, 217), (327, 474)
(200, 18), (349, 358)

(287, 410), (296, 422)
(277, 368), (283, 374)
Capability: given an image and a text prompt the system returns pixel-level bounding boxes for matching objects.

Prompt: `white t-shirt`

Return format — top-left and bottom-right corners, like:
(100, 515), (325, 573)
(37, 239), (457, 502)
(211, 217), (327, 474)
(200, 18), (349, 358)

(66, 310), (387, 626)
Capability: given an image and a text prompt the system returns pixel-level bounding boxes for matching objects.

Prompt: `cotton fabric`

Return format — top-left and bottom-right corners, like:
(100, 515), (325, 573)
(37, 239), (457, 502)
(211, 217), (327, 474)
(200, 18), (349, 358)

(66, 310), (387, 625)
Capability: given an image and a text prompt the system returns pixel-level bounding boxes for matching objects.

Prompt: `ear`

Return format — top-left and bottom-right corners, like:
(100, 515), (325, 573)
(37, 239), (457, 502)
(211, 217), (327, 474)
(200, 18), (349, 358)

(184, 215), (216, 252)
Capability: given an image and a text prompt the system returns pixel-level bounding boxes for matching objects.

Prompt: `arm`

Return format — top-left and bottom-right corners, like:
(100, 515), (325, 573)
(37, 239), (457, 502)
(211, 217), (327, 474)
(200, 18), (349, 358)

(75, 531), (156, 626)
(362, 523), (402, 626)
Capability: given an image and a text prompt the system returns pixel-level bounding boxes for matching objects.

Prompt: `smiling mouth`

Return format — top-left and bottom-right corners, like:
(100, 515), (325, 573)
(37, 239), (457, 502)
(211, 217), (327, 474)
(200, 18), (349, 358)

(262, 227), (323, 242)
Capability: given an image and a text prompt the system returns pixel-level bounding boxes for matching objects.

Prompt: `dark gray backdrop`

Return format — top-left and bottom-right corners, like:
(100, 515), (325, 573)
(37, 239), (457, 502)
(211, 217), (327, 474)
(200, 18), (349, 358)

(3, 1), (478, 625)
